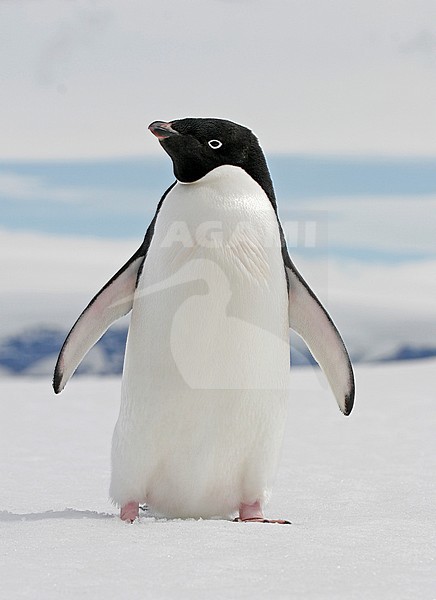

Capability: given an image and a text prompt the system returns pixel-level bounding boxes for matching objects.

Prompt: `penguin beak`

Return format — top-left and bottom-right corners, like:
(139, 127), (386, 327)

(148, 121), (180, 140)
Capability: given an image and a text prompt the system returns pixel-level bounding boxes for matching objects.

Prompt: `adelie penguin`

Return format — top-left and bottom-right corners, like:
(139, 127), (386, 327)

(53, 118), (355, 523)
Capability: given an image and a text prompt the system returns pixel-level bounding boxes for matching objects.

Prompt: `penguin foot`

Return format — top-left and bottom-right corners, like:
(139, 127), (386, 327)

(120, 501), (139, 522)
(235, 500), (291, 524)
(233, 517), (291, 524)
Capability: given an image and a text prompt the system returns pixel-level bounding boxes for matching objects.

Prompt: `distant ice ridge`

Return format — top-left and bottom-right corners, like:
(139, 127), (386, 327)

(0, 325), (435, 378)
(0, 326), (127, 377)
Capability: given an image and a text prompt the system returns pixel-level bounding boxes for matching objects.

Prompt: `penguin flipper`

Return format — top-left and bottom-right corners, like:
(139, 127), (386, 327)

(53, 252), (144, 394)
(286, 264), (355, 415)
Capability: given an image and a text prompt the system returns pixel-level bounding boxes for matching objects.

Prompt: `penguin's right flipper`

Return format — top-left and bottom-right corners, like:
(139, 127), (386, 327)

(53, 251), (145, 394)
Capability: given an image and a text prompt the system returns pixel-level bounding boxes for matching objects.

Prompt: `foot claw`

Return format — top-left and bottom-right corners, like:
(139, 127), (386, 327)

(233, 517), (291, 524)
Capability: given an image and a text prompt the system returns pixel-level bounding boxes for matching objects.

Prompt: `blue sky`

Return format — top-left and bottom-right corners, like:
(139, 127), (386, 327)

(0, 1), (435, 267)
(1, 155), (435, 264)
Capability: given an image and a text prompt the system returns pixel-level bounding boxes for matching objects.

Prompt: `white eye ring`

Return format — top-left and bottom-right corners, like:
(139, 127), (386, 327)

(208, 139), (222, 149)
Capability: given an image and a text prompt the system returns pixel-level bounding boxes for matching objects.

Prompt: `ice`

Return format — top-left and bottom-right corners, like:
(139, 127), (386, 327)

(1, 360), (435, 599)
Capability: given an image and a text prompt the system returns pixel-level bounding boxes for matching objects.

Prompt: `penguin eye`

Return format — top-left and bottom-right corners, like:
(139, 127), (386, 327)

(208, 139), (222, 149)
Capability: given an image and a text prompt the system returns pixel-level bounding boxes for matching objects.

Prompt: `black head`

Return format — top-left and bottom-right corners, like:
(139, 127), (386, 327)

(148, 117), (276, 205)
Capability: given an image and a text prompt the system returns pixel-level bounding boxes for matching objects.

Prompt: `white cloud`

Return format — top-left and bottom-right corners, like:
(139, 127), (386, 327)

(0, 229), (137, 294)
(0, 172), (85, 202)
(399, 29), (436, 59)
(280, 195), (436, 256)
(0, 171), (154, 210)
(0, 230), (135, 335)
(0, 0), (435, 158)
(36, 5), (113, 87)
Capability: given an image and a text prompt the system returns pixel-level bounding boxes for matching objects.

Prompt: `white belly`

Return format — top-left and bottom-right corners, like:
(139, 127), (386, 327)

(110, 166), (290, 518)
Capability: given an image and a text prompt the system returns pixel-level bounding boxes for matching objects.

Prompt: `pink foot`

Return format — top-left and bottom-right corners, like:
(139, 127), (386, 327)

(234, 500), (291, 524)
(120, 501), (139, 522)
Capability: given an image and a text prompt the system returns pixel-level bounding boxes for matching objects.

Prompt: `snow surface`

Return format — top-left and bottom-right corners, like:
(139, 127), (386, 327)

(1, 360), (435, 599)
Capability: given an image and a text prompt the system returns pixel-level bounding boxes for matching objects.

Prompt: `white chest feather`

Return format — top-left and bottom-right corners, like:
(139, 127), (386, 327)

(131, 165), (288, 386)
(110, 165), (290, 518)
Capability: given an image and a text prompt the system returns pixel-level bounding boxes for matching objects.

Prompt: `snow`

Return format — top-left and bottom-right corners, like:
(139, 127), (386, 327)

(1, 360), (435, 599)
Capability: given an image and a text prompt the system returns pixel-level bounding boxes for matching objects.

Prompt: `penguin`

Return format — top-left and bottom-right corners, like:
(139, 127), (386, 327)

(53, 118), (355, 524)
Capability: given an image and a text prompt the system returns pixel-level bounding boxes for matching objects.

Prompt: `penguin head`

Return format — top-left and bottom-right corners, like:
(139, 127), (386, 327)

(148, 117), (275, 201)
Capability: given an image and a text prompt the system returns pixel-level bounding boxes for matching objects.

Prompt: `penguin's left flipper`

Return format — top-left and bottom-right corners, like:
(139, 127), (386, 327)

(53, 251), (145, 394)
(286, 264), (355, 415)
